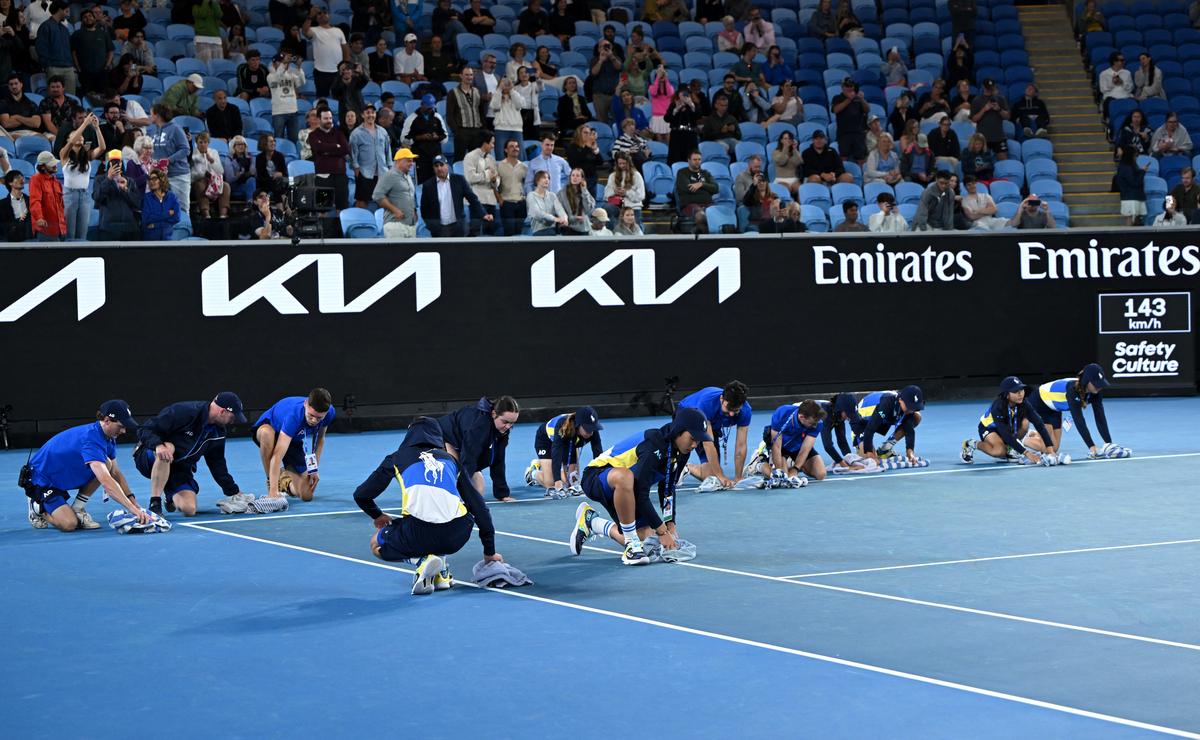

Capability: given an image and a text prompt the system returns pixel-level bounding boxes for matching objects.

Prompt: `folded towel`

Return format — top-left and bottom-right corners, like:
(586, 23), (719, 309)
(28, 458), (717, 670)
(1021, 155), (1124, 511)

(472, 560), (534, 588)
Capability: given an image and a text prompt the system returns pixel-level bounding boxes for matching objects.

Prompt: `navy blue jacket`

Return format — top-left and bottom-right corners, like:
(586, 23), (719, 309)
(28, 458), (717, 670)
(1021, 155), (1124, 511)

(94, 176), (141, 228)
(861, 393), (916, 453)
(438, 397), (510, 499)
(135, 401), (239, 495)
(818, 393), (863, 463)
(418, 173), (485, 228)
(353, 417), (497, 556)
(980, 396), (1054, 455)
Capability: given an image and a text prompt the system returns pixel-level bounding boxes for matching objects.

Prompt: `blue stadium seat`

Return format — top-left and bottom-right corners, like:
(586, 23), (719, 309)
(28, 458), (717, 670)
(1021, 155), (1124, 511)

(735, 141), (766, 164)
(1047, 200), (1069, 227)
(864, 182), (894, 204)
(1024, 159), (1059, 182)
(993, 160), (1025, 184)
(699, 140), (730, 165)
(341, 208), (381, 238)
(1029, 179), (1063, 202)
(288, 160), (316, 178)
(1021, 139), (1053, 162)
(831, 182), (864, 205)
(894, 181), (924, 206)
(801, 204), (829, 231)
(799, 182), (833, 209)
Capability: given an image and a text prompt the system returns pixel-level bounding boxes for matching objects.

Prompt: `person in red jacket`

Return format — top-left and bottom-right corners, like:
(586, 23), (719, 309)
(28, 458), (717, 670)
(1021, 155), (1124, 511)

(30, 150), (66, 241)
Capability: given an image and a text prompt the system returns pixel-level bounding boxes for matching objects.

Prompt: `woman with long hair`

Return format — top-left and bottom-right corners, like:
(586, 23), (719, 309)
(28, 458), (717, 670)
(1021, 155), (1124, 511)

(555, 76), (592, 138)
(1134, 53), (1165, 101)
(664, 87), (700, 164)
(566, 124), (603, 191)
(613, 205), (643, 236)
(58, 113), (103, 240)
(648, 65), (674, 143)
(603, 151), (645, 220)
(772, 130), (803, 198)
(141, 169), (181, 240)
(557, 167), (595, 235)
(506, 42), (529, 82)
(960, 132), (995, 182)
(524, 407), (605, 497)
(257, 133), (289, 197)
(513, 65), (543, 140)
(742, 172), (777, 231)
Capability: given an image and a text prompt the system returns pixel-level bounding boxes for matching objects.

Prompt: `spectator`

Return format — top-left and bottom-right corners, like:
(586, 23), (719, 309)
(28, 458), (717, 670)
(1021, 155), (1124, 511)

(660, 88), (699, 164)
(52, 107), (99, 160)
(949, 0), (976, 40)
(743, 6), (775, 52)
(109, 91), (148, 128)
(190, 0), (223, 63)
(556, 76), (593, 137)
(39, 76), (78, 140)
(882, 47), (908, 88)
(950, 79), (974, 122)
(348, 104), (390, 208)
(368, 38), (393, 84)
(808, 0), (836, 39)
(1151, 195), (1188, 227)
(729, 43), (764, 88)
(1134, 53), (1165, 102)
(1170, 166), (1200, 222)
(491, 76), (527, 154)
(124, 135), (154, 193)
(401, 94), (449, 183)
(496, 138), (528, 234)
(122, 29), (156, 76)
(447, 67), (487, 161)
(613, 205), (643, 236)
(305, 9), (349, 97)
(421, 154), (489, 236)
(548, 0), (575, 43)
(1117, 109), (1152, 158)
(463, 131), (501, 235)
(464, 0), (497, 35)
(759, 200), (806, 233)
(647, 67), (674, 143)
(1099, 53), (1133, 121)
(624, 29), (659, 101)
(603, 151), (645, 220)
(475, 54), (502, 114)
(589, 39), (622, 125)
(160, 74), (203, 118)
(836, 2), (865, 41)
(835, 201), (869, 232)
(1151, 113), (1192, 158)
(190, 132), (230, 219)
(1077, 0), (1105, 35)
(206, 90), (243, 141)
(109, 53), (143, 96)
(513, 66), (543, 140)
(865, 133), (902, 186)
(674, 150), (717, 233)
(761, 45), (794, 87)
(732, 153), (764, 202)
(148, 105), (192, 213)
(372, 148), (419, 238)
(0, 74), (46, 139)
(687, 79), (713, 118)
(93, 151), (141, 240)
(533, 45), (562, 88)
(226, 24), (250, 62)
(716, 16), (744, 53)
(0, 169), (31, 241)
(505, 42), (530, 82)
(1009, 193), (1058, 229)
(742, 172), (777, 231)
(394, 33), (426, 86)
(701, 94), (741, 157)
(517, 0), (551, 37)
(970, 78), (1010, 159)
(267, 53), (306, 143)
(889, 92), (918, 139)
(1116, 147), (1148, 225)
(767, 132), (801, 198)
(1012, 84), (1051, 139)
(768, 80), (804, 126)
(695, 0), (726, 24)
(348, 33), (371, 71)
(27, 0), (51, 36)
(712, 74), (749, 122)
(566, 124), (604, 190)
(332, 60), (369, 131)
(912, 170), (955, 231)
(70, 8), (112, 101)
(390, 0), (419, 38)
(526, 169), (568, 235)
(223, 135), (255, 203)
(256, 133), (288, 198)
(900, 133), (935, 186)
(960, 132), (995, 182)
(30, 150), (65, 241)
(868, 192), (908, 233)
(558, 166), (595, 234)
(607, 119), (646, 173)
(959, 175), (1008, 230)
(36, 2), (75, 95)
(946, 38), (974, 90)
(928, 116), (961, 171)
(58, 112), (102, 240)
(832, 77), (870, 163)
(916, 79), (952, 126)
(237, 50), (271, 101)
(307, 108), (351, 211)
(740, 80), (772, 125)
(141, 169), (181, 240)
(801, 132), (853, 189)
(611, 88), (648, 134)
(112, 0), (147, 41)
(644, 0), (690, 23)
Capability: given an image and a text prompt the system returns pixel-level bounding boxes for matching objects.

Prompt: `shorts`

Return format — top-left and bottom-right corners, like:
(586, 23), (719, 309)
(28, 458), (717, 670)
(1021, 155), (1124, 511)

(986, 138), (1009, 155)
(253, 422), (307, 473)
(581, 467), (658, 528)
(533, 426), (552, 460)
(374, 513), (474, 561)
(26, 485), (70, 515)
(1029, 397), (1063, 429)
(133, 445), (200, 496)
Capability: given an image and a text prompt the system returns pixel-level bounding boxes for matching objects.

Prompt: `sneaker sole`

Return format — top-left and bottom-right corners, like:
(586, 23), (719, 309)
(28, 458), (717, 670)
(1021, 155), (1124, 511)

(412, 555), (444, 595)
(622, 552), (650, 566)
(434, 573), (453, 591)
(569, 502), (591, 556)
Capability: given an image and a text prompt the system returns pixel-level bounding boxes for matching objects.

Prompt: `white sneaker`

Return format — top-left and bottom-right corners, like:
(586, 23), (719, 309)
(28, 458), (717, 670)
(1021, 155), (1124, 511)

(697, 476), (725, 493)
(960, 439), (975, 464)
(229, 492), (257, 504)
(27, 499), (48, 529)
(249, 495), (290, 513)
(215, 497), (249, 514)
(74, 509), (101, 530)
(524, 459), (540, 487)
(742, 447), (767, 478)
(411, 554), (444, 595)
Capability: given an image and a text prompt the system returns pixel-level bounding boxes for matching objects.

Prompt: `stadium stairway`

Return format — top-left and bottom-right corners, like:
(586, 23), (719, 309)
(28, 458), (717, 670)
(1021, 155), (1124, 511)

(1021, 2), (1124, 227)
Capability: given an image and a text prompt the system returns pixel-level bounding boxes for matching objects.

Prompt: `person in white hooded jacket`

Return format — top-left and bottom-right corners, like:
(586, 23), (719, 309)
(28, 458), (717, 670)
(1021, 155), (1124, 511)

(268, 52), (307, 144)
(490, 77), (527, 156)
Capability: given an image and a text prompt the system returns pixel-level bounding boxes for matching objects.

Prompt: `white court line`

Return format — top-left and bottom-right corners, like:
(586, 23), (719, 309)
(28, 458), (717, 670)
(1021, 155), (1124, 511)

(187, 495), (550, 525)
(177, 521), (1200, 740)
(784, 538), (1200, 579)
(492, 529), (1200, 653)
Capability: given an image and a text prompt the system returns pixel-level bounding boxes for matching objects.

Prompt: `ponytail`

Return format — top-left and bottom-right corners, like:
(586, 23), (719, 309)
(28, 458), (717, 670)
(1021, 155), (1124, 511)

(560, 413), (577, 440)
(494, 395), (520, 415)
(1074, 368), (1090, 409)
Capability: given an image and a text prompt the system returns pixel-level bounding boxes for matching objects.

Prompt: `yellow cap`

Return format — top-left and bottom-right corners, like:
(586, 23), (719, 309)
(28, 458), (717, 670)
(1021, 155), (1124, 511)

(106, 149), (123, 160)
(393, 147), (418, 161)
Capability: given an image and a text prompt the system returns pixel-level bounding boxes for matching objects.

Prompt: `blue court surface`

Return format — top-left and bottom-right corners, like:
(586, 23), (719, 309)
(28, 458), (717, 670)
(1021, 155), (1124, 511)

(2, 397), (1198, 739)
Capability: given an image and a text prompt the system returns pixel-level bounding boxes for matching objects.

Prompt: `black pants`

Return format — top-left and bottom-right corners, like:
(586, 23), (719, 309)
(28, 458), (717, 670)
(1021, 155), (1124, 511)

(429, 221), (466, 238)
(474, 204), (499, 236)
(322, 173), (349, 211)
(453, 127), (482, 162)
(355, 175), (378, 204)
(314, 70), (337, 98)
(375, 514), (475, 561)
(94, 224), (141, 241)
(500, 200), (526, 236)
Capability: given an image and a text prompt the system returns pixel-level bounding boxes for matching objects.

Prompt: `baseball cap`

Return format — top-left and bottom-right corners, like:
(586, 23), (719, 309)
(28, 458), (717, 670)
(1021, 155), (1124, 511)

(590, 208), (609, 222)
(1080, 362), (1111, 390)
(99, 400), (138, 430)
(999, 376), (1027, 394)
(575, 406), (604, 433)
(432, 154), (448, 165)
(106, 149), (122, 161)
(917, 133), (928, 148)
(811, 129), (826, 139)
(36, 150), (58, 167)
(898, 385), (925, 412)
(186, 73), (205, 89)
(420, 93), (436, 107)
(671, 407), (713, 443)
(393, 147), (418, 160)
(404, 33), (418, 42)
(841, 76), (856, 87)
(982, 77), (996, 88)
(868, 113), (881, 123)
(213, 391), (247, 423)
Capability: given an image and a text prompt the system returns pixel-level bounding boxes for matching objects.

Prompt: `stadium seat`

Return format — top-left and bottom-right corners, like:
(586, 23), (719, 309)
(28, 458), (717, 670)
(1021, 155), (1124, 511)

(1021, 139), (1053, 162)
(831, 182), (864, 205)
(340, 208), (381, 238)
(800, 204), (829, 231)
(1024, 159), (1059, 182)
(288, 160), (316, 178)
(989, 179), (1022, 205)
(993, 160), (1025, 184)
(799, 182), (833, 210)
(895, 181), (924, 205)
(1028, 179), (1063, 202)
(864, 182), (894, 204)
(699, 141), (731, 166)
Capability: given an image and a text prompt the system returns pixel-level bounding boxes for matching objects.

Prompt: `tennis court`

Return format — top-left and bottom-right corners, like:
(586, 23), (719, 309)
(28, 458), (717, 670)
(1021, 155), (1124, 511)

(2, 397), (1198, 738)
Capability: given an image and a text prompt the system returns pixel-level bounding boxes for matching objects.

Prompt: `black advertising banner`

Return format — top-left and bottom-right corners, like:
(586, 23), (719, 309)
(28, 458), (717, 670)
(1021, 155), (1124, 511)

(1, 230), (1198, 424)
(1097, 291), (1194, 390)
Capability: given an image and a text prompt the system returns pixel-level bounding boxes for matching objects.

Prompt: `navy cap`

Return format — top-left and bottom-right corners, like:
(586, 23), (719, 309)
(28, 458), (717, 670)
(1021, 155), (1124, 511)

(898, 385), (925, 412)
(420, 93), (436, 107)
(671, 407), (713, 443)
(432, 154), (448, 165)
(1080, 362), (1110, 390)
(99, 399), (138, 429)
(575, 406), (603, 434)
(213, 391), (247, 423)
(999, 376), (1026, 394)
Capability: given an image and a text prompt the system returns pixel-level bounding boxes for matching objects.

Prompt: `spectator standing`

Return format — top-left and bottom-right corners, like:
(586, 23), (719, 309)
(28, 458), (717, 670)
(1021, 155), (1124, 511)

(190, 132), (230, 219)
(447, 67), (487, 161)
(834, 201), (869, 232)
(30, 150), (66, 241)
(237, 50), (271, 101)
(150, 105), (192, 214)
(420, 154), (489, 237)
(497, 138), (528, 235)
(1134, 53), (1165, 102)
(58, 112), (102, 240)
(946, 39), (974, 90)
(1151, 113), (1192, 158)
(71, 7), (112, 101)
(268, 53), (306, 143)
(912, 170), (955, 230)
(648, 67), (673, 143)
(889, 91), (918, 139)
(1116, 147), (1148, 225)
(0, 170), (32, 241)
(463, 132), (501, 235)
(524, 133), (572, 192)
(1169, 166), (1200, 222)
(832, 77), (870, 163)
(401, 94), (449, 183)
(949, 0), (976, 40)
(350, 104), (391, 208)
(1013, 84), (1051, 138)
(36, 2), (75, 95)
(373, 148), (419, 238)
(223, 135), (256, 202)
(93, 151), (141, 241)
(1151, 195), (1188, 226)
(332, 60), (370, 132)
(589, 39), (622, 125)
(970, 79), (1009, 159)
(305, 9), (350, 97)
(744, 6), (775, 53)
(141, 168), (180, 240)
(490, 76), (527, 154)
(513, 67), (543, 141)
(206, 91), (243, 141)
(566, 124), (603, 190)
(192, 0), (223, 63)
(1009, 193), (1058, 229)
(309, 108), (351, 211)
(674, 149), (717, 232)
(1099, 52), (1133, 122)
(868, 192), (908, 232)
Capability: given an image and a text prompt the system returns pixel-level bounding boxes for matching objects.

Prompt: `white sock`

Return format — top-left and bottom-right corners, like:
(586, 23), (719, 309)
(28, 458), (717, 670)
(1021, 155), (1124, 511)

(71, 493), (90, 512)
(590, 515), (614, 538)
(620, 521), (640, 549)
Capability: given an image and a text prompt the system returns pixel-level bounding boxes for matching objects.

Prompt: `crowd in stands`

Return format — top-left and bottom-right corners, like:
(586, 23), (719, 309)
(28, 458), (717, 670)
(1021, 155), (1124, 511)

(0, 0), (1083, 240)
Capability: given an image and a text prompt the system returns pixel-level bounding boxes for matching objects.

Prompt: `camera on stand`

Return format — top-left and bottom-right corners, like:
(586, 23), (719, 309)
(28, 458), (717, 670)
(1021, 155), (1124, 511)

(286, 174), (337, 244)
